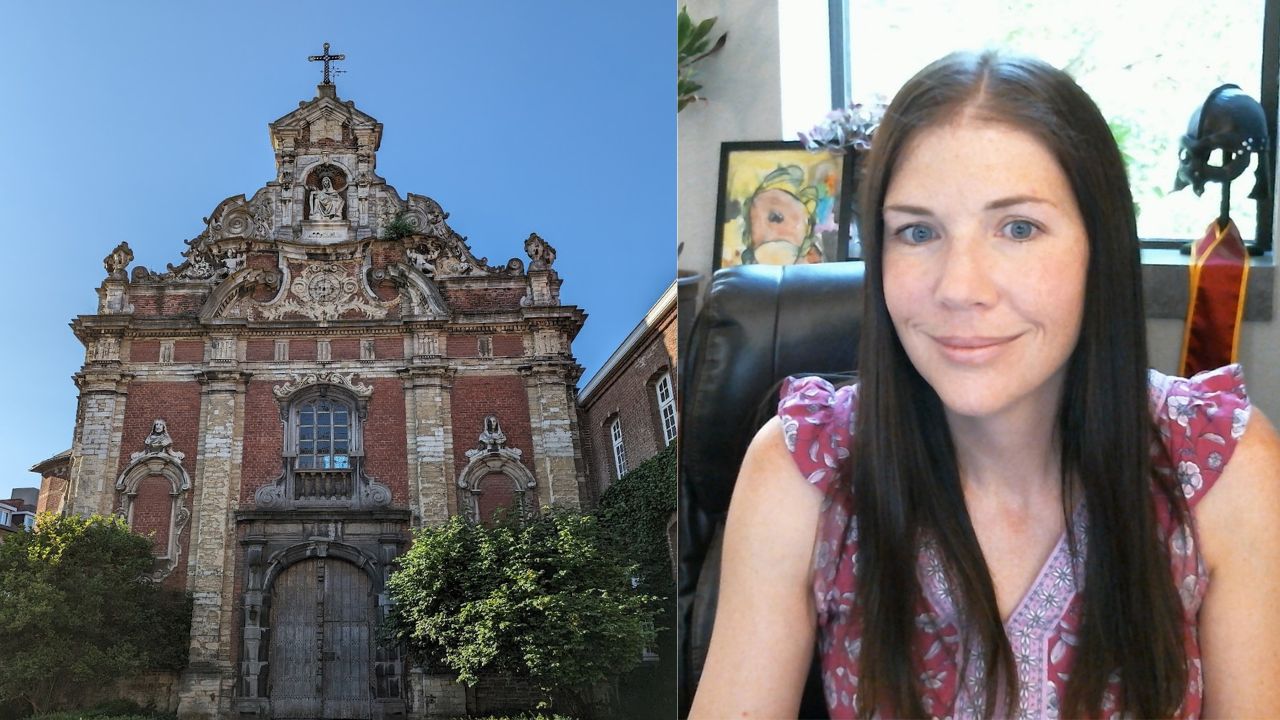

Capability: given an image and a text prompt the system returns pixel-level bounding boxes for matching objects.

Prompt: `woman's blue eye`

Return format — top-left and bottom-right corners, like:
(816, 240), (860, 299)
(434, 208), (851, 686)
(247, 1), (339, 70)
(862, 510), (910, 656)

(902, 225), (934, 243)
(1005, 220), (1037, 240)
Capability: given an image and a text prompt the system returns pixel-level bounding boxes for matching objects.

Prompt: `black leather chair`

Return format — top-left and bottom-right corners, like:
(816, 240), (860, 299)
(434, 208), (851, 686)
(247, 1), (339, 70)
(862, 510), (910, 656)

(678, 262), (865, 718)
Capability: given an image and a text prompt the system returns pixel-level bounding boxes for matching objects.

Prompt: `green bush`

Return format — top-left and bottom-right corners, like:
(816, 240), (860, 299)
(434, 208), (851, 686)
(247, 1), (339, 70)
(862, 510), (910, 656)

(0, 514), (191, 714)
(385, 510), (658, 715)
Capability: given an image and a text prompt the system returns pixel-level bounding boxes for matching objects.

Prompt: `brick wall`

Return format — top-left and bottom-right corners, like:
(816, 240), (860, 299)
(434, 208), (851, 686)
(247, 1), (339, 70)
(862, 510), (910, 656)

(374, 336), (403, 359)
(129, 291), (206, 317)
(581, 309), (677, 494)
(132, 340), (160, 362)
(173, 341), (203, 363)
(476, 472), (525, 525)
(439, 285), (526, 311)
(291, 339), (318, 361)
(132, 474), (173, 555)
(330, 338), (361, 361)
(246, 339), (274, 361)
(492, 333), (525, 357)
(37, 475), (68, 514)
(450, 375), (535, 477)
(239, 381), (284, 505)
(117, 382), (202, 590)
(364, 378), (410, 506)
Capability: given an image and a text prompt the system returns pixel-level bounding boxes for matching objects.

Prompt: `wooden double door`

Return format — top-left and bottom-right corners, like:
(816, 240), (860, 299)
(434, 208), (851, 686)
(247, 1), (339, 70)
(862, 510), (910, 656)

(269, 557), (373, 719)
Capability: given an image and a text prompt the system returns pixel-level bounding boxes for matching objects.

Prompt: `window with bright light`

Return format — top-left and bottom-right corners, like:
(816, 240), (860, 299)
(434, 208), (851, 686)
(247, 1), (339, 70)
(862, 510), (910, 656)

(655, 372), (677, 447)
(782, 0), (1276, 249)
(610, 418), (628, 480)
(296, 397), (352, 470)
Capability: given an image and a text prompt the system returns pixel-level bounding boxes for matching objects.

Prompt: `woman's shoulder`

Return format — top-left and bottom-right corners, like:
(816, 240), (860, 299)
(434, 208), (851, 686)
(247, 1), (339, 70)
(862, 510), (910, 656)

(1148, 364), (1252, 508)
(776, 375), (859, 494)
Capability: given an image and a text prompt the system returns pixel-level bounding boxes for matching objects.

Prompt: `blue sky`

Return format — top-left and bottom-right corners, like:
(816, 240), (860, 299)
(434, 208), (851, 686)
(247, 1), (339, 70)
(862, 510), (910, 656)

(0, 3), (673, 499)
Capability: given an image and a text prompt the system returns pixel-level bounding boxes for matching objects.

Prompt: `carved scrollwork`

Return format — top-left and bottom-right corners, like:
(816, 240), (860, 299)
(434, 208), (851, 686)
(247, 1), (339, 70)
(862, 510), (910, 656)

(273, 371), (373, 399)
(257, 262), (389, 321)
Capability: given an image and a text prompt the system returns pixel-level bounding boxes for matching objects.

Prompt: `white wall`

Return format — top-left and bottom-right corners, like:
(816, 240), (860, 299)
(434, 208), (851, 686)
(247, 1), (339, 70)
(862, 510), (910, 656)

(676, 0), (782, 285)
(675, 2), (1280, 415)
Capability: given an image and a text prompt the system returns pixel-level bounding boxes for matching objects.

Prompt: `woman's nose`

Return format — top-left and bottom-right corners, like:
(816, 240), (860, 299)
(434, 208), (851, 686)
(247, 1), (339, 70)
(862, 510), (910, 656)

(934, 234), (998, 309)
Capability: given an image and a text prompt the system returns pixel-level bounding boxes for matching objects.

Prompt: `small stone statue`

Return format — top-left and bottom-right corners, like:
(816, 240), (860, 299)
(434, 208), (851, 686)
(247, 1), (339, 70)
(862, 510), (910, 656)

(104, 241), (134, 279)
(309, 176), (345, 220)
(131, 418), (185, 462)
(524, 233), (557, 270)
(478, 415), (506, 453)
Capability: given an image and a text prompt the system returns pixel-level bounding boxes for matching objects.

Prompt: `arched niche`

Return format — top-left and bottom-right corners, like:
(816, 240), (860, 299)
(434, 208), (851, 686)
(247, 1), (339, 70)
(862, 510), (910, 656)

(115, 453), (191, 580)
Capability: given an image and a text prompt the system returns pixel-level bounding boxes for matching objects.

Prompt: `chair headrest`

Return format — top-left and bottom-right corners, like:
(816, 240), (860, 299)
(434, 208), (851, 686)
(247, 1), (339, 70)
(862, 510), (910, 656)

(679, 262), (865, 516)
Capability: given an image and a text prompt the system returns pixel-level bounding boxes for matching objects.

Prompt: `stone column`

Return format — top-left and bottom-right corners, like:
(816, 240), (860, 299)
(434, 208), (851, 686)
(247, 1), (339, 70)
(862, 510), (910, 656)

(400, 365), (456, 526)
(177, 369), (250, 720)
(521, 363), (583, 510)
(68, 365), (131, 518)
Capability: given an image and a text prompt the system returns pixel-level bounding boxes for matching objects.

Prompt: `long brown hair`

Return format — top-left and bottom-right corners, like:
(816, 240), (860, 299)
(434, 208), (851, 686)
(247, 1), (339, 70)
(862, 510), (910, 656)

(849, 50), (1188, 718)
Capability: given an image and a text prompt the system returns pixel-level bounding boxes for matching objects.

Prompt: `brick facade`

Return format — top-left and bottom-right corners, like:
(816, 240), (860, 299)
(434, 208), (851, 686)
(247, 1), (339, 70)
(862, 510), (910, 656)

(579, 284), (677, 496)
(43, 81), (589, 720)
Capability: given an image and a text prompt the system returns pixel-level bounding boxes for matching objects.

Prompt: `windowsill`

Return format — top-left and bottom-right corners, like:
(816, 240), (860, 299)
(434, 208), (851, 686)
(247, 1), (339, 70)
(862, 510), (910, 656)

(1140, 248), (1274, 321)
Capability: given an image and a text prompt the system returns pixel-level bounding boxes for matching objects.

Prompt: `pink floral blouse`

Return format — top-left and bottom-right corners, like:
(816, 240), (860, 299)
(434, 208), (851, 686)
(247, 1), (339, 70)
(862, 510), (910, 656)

(778, 365), (1252, 719)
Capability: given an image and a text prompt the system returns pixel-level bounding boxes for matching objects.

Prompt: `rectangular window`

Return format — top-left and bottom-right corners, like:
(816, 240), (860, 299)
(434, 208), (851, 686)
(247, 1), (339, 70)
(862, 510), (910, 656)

(655, 372), (677, 447)
(361, 339), (376, 361)
(798, 0), (1277, 252)
(610, 418), (628, 479)
(0, 510), (9, 526)
(159, 340), (175, 364)
(478, 336), (493, 357)
(317, 339), (332, 362)
(274, 339), (289, 362)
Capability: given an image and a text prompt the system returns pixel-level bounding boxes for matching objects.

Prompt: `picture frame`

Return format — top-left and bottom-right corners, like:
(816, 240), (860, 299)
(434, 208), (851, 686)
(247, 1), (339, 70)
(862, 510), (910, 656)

(712, 140), (858, 270)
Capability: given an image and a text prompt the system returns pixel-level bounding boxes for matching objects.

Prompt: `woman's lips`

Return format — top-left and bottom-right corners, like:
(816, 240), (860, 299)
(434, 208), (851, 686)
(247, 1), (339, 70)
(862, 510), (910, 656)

(930, 334), (1021, 364)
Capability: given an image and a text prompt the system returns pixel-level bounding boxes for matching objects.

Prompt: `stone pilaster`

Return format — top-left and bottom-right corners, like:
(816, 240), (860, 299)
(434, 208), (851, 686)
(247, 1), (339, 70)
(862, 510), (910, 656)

(521, 363), (583, 509)
(400, 365), (456, 526)
(177, 369), (250, 720)
(68, 368), (131, 517)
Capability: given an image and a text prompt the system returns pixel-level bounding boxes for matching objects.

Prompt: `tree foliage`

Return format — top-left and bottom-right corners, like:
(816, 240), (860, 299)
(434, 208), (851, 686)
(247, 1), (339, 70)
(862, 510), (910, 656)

(596, 444), (677, 719)
(0, 514), (191, 715)
(384, 510), (658, 708)
(597, 444), (676, 602)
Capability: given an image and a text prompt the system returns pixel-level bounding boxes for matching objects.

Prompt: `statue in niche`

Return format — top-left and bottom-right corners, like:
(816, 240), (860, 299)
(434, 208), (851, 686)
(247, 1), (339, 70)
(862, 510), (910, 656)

(309, 175), (345, 220)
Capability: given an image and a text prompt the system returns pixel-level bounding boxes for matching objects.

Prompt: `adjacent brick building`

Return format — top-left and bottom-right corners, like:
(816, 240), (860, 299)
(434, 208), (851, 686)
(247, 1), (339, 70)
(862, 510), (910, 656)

(578, 282), (677, 499)
(43, 74), (589, 719)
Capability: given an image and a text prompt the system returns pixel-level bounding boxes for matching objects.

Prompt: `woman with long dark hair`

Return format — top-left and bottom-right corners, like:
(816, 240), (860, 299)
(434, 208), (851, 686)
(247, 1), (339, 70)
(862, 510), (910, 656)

(690, 51), (1280, 719)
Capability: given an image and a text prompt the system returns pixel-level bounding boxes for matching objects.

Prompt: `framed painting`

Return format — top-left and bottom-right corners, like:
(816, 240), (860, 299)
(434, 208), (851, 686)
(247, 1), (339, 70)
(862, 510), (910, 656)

(713, 141), (857, 269)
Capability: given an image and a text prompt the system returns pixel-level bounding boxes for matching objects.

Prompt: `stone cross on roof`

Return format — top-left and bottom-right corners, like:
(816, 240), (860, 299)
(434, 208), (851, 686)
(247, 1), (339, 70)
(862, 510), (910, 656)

(308, 42), (345, 85)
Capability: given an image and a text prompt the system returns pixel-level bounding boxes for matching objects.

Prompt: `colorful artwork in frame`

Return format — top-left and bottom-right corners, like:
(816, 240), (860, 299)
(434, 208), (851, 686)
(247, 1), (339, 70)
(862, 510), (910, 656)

(713, 141), (856, 269)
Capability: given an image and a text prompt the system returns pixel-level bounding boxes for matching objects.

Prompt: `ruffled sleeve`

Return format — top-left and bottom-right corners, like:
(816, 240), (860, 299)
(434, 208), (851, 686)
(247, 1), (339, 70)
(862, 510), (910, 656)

(1149, 363), (1252, 509)
(777, 376), (858, 494)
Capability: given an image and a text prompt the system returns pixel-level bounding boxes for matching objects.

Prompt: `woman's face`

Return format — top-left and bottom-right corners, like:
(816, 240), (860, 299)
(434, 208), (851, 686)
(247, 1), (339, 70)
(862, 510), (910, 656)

(881, 119), (1089, 421)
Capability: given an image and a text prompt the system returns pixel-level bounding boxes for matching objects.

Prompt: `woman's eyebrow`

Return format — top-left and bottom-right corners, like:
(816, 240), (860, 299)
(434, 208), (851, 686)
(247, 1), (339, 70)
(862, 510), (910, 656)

(883, 195), (1057, 216)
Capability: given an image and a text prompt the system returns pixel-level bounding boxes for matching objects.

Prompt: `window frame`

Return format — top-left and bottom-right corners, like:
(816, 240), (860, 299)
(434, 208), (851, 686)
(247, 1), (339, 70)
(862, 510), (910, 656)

(281, 385), (367, 505)
(610, 417), (628, 480)
(826, 0), (1278, 254)
(654, 371), (677, 447)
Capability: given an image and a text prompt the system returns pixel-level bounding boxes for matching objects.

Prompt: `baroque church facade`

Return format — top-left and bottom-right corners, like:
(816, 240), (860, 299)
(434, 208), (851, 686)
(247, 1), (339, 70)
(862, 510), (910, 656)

(53, 68), (588, 719)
